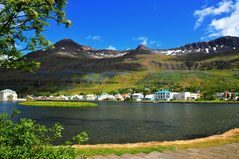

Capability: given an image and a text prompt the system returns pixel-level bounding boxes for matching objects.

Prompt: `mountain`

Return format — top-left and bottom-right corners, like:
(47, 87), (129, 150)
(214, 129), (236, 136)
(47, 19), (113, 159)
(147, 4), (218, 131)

(26, 36), (239, 61)
(163, 36), (239, 55)
(136, 44), (150, 51)
(0, 36), (238, 95)
(26, 39), (128, 60)
(23, 36), (239, 72)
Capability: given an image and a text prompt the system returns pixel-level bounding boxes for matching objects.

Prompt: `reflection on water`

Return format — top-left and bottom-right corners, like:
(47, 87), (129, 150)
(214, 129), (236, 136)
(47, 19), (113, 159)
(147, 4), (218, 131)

(0, 102), (239, 144)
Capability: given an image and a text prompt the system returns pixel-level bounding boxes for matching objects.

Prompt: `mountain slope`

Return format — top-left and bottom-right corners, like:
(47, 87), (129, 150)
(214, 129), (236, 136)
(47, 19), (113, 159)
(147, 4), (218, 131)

(164, 36), (239, 55)
(0, 36), (238, 95)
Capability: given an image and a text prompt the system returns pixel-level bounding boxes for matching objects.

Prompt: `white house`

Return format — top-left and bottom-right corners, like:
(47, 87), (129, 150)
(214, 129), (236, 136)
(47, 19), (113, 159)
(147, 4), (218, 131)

(174, 92), (191, 101)
(114, 94), (124, 101)
(122, 94), (131, 100)
(155, 90), (173, 101)
(132, 93), (144, 101)
(86, 94), (97, 101)
(144, 94), (155, 101)
(57, 95), (69, 100)
(97, 93), (110, 101)
(190, 92), (201, 100)
(106, 94), (116, 101)
(173, 92), (201, 101)
(71, 95), (84, 101)
(0, 89), (18, 101)
(216, 93), (224, 100)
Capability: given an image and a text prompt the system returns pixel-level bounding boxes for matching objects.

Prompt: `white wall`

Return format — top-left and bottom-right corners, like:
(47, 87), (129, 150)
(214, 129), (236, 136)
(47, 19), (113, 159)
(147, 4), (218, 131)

(0, 92), (18, 101)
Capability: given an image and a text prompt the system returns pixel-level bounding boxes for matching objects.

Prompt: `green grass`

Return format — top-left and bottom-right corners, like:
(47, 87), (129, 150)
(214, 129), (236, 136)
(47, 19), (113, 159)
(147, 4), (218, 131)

(75, 145), (175, 157)
(175, 135), (239, 150)
(19, 101), (97, 107)
(54, 69), (239, 96)
(74, 134), (239, 157)
(140, 70), (239, 92)
(57, 71), (147, 95)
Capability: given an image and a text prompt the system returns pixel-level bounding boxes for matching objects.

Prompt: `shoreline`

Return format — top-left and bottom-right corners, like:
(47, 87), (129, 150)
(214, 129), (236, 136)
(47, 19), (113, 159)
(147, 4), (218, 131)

(73, 128), (239, 149)
(30, 99), (239, 105)
(97, 100), (239, 105)
(149, 101), (239, 104)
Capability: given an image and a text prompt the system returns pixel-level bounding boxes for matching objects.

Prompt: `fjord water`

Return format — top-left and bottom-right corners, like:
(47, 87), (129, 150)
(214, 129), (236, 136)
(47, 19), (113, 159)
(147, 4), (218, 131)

(1, 102), (239, 144)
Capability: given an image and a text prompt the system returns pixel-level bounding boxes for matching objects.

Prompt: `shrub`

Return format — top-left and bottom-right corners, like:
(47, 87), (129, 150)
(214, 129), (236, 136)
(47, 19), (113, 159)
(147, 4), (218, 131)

(0, 110), (88, 159)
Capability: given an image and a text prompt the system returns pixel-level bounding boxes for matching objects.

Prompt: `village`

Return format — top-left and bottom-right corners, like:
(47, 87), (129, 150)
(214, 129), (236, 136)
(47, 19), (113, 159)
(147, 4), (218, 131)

(0, 89), (239, 102)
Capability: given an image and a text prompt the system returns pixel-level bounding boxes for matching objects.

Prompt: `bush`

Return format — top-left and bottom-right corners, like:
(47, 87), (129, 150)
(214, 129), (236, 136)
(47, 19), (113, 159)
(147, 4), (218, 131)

(201, 91), (216, 100)
(0, 110), (88, 159)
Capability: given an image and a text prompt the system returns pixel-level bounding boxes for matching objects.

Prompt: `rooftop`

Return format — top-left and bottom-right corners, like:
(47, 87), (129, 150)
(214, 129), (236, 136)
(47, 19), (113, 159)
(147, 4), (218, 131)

(0, 89), (16, 93)
(156, 90), (171, 93)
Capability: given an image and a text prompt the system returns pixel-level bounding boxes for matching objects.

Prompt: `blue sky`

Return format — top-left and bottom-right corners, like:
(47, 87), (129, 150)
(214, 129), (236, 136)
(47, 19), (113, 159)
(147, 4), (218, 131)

(43, 0), (239, 50)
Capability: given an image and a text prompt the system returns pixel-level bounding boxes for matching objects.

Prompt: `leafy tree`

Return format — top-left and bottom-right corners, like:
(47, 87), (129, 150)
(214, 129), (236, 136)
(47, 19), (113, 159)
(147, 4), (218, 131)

(142, 87), (151, 96)
(0, 110), (88, 159)
(201, 90), (216, 100)
(0, 0), (71, 71)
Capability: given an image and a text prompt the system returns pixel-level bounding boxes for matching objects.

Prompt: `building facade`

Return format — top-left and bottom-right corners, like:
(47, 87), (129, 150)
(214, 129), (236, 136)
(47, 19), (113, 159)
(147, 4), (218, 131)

(0, 89), (18, 101)
(174, 92), (201, 101)
(155, 90), (172, 101)
(132, 93), (144, 101)
(144, 94), (155, 101)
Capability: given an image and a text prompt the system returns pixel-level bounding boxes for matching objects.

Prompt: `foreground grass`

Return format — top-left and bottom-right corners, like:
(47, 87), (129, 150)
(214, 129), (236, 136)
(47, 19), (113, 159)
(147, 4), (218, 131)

(175, 135), (239, 150)
(75, 130), (239, 157)
(75, 146), (176, 157)
(19, 101), (97, 107)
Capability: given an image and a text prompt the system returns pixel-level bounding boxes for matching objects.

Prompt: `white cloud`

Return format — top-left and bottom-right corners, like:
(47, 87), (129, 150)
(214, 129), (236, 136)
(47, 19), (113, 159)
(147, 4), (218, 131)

(135, 36), (162, 48)
(195, 0), (239, 38)
(209, 1), (239, 37)
(136, 36), (148, 46)
(86, 35), (102, 41)
(194, 0), (234, 29)
(106, 45), (116, 50)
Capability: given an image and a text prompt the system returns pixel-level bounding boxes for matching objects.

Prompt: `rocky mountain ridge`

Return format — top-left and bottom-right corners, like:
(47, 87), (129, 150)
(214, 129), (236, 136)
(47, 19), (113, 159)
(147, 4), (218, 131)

(163, 36), (239, 55)
(26, 36), (239, 60)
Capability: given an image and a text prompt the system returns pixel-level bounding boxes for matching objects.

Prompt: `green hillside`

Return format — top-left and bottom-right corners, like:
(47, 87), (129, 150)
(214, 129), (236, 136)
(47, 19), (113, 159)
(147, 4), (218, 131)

(55, 50), (239, 95)
(55, 69), (239, 95)
(0, 46), (238, 96)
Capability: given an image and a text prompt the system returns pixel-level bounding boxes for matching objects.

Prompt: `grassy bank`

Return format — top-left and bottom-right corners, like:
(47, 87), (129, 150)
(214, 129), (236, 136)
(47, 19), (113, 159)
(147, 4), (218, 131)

(175, 134), (239, 150)
(154, 100), (239, 104)
(75, 145), (176, 157)
(74, 129), (239, 157)
(19, 101), (97, 107)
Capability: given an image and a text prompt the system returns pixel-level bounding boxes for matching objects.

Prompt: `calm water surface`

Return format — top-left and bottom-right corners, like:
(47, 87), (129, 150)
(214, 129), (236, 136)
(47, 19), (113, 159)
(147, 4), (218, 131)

(1, 102), (239, 144)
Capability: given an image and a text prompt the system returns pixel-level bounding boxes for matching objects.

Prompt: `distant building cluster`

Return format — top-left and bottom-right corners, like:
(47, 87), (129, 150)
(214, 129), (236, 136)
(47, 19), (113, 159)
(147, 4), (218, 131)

(155, 90), (201, 101)
(1, 88), (238, 102)
(25, 90), (239, 102)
